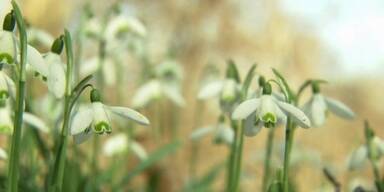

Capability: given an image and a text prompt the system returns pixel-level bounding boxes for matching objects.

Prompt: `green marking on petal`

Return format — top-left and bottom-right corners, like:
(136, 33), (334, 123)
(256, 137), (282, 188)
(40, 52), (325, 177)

(0, 53), (14, 64)
(0, 125), (13, 134)
(0, 90), (9, 100)
(262, 112), (276, 128)
(94, 121), (110, 134)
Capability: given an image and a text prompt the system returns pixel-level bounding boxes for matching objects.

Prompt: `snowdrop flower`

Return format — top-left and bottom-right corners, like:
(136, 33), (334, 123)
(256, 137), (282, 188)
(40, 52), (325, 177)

(347, 136), (384, 170)
(105, 15), (146, 40)
(0, 12), (46, 71)
(198, 78), (241, 113)
(190, 117), (234, 146)
(80, 56), (116, 86)
(0, 69), (15, 101)
(27, 26), (54, 48)
(103, 133), (147, 160)
(232, 82), (311, 137)
(132, 78), (185, 108)
(71, 88), (150, 144)
(0, 101), (49, 134)
(302, 82), (355, 127)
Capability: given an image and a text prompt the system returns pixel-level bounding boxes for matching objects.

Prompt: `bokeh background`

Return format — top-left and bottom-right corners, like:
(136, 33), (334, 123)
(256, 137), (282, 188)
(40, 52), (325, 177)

(1, 0), (384, 191)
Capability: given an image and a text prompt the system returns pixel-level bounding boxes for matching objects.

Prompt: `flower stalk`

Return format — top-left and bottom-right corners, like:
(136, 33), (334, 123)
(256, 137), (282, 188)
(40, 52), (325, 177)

(262, 127), (275, 192)
(7, 2), (27, 191)
(50, 30), (74, 192)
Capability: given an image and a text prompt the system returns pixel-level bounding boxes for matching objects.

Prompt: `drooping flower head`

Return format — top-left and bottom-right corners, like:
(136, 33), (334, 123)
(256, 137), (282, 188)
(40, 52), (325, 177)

(198, 61), (241, 114)
(71, 88), (150, 144)
(302, 81), (355, 127)
(232, 82), (311, 136)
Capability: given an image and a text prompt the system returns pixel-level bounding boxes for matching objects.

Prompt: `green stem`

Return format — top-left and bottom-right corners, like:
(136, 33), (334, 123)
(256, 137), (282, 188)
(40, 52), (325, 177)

(7, 2), (27, 192)
(226, 120), (239, 192)
(231, 121), (245, 192)
(262, 127), (275, 192)
(50, 30), (74, 192)
(282, 118), (295, 192)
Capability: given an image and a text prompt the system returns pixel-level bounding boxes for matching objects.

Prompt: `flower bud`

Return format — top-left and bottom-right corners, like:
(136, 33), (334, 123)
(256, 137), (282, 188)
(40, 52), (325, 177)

(262, 82), (272, 95)
(90, 88), (102, 103)
(225, 60), (240, 83)
(258, 75), (266, 87)
(51, 35), (64, 54)
(2, 11), (15, 32)
(311, 81), (320, 94)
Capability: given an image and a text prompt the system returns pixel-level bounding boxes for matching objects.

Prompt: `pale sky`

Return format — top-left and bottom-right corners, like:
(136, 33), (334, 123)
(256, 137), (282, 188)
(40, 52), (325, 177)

(280, 0), (384, 77)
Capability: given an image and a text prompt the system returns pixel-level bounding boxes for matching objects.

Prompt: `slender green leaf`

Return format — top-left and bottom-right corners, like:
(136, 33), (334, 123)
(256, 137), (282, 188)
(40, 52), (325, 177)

(241, 64), (257, 99)
(119, 140), (182, 186)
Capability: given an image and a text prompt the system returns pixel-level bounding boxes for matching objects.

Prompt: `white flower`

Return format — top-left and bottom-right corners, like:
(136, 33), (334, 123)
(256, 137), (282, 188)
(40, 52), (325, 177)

(302, 93), (355, 127)
(105, 15), (146, 40)
(190, 122), (234, 145)
(84, 17), (102, 38)
(132, 80), (185, 108)
(71, 89), (150, 144)
(43, 52), (66, 98)
(0, 103), (49, 134)
(103, 133), (147, 160)
(27, 27), (54, 48)
(232, 94), (311, 137)
(0, 30), (17, 64)
(80, 56), (116, 86)
(347, 137), (384, 170)
(198, 78), (241, 113)
(0, 70), (15, 100)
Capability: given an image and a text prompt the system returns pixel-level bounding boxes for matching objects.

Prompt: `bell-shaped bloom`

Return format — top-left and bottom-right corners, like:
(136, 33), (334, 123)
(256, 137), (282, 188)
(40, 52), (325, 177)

(190, 122), (234, 146)
(103, 133), (147, 160)
(302, 93), (355, 127)
(347, 137), (384, 170)
(105, 15), (146, 40)
(27, 27), (54, 48)
(132, 79), (185, 108)
(0, 29), (17, 64)
(198, 79), (241, 113)
(232, 95), (311, 137)
(0, 103), (49, 134)
(0, 70), (15, 100)
(80, 56), (116, 86)
(71, 90), (150, 144)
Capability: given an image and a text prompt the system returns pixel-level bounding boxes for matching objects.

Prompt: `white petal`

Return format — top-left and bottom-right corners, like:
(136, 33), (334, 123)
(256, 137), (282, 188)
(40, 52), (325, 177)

(190, 126), (215, 141)
(27, 45), (48, 76)
(305, 94), (327, 127)
(0, 31), (16, 64)
(130, 141), (148, 160)
(23, 112), (49, 133)
(47, 53), (66, 98)
(277, 101), (311, 128)
(348, 146), (368, 170)
(92, 102), (112, 133)
(27, 28), (54, 48)
(70, 107), (93, 135)
(73, 128), (93, 145)
(325, 97), (355, 119)
(107, 106), (150, 126)
(163, 85), (185, 107)
(214, 124), (234, 144)
(197, 80), (223, 99)
(0, 147), (7, 159)
(3, 72), (16, 99)
(232, 98), (260, 120)
(106, 15), (146, 39)
(103, 133), (128, 156)
(244, 112), (263, 137)
(132, 80), (161, 108)
(84, 18), (102, 38)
